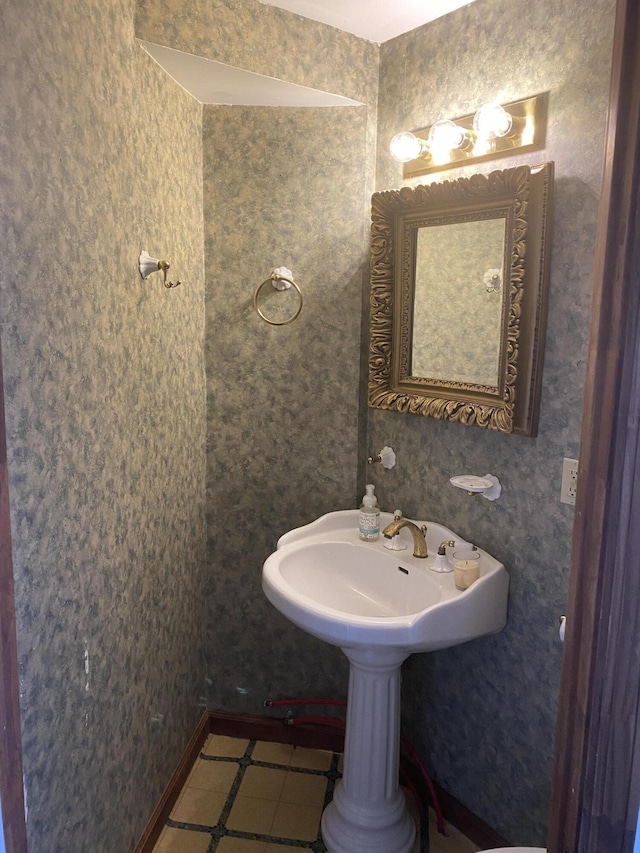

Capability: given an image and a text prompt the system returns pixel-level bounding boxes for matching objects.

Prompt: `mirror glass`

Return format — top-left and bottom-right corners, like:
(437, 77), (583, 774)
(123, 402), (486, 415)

(412, 217), (506, 386)
(368, 162), (553, 436)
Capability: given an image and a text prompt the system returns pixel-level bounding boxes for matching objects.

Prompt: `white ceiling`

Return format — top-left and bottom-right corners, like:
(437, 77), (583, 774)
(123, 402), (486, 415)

(260, 0), (477, 44)
(141, 1), (477, 105)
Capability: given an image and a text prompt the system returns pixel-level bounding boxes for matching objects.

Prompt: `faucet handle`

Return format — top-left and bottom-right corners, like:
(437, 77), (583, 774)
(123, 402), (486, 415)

(393, 508), (402, 520)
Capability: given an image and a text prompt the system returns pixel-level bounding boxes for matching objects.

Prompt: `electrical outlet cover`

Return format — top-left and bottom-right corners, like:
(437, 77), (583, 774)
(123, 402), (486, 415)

(561, 457), (579, 505)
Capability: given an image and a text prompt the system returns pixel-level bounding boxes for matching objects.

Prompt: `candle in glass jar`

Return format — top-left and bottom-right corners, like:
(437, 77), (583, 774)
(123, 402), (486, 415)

(453, 549), (480, 590)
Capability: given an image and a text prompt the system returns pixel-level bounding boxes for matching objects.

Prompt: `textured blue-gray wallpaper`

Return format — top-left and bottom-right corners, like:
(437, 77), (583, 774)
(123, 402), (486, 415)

(0, 0), (616, 848)
(0, 0), (207, 850)
(373, 0), (615, 843)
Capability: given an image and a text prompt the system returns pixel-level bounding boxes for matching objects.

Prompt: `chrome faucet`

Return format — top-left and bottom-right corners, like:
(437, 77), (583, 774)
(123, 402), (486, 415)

(382, 518), (428, 558)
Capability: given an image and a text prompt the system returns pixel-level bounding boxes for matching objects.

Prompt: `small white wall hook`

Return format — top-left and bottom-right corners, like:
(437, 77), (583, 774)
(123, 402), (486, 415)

(139, 250), (181, 288)
(367, 446), (396, 469)
(449, 474), (502, 501)
(559, 615), (566, 643)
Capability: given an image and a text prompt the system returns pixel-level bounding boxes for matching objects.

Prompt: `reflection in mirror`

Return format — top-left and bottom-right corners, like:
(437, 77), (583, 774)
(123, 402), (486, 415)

(412, 217), (506, 386)
(369, 162), (553, 436)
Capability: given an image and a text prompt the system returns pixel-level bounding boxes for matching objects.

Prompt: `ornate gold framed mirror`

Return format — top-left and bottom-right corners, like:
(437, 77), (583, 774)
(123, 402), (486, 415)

(368, 162), (553, 436)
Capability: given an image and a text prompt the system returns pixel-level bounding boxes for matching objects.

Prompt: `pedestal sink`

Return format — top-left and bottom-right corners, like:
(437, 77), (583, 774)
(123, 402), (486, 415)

(262, 510), (509, 853)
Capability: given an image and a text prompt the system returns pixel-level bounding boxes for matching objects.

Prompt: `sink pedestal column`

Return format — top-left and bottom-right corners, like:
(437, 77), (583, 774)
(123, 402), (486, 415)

(321, 647), (415, 853)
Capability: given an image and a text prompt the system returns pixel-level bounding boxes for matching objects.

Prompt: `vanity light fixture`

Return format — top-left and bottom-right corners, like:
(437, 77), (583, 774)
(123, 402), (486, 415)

(390, 92), (548, 178)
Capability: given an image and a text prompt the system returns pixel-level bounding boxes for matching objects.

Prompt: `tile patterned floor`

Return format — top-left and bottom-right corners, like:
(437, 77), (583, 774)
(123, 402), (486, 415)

(152, 734), (480, 853)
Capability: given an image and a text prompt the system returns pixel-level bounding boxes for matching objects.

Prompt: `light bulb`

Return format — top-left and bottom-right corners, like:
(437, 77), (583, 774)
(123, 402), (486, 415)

(427, 119), (466, 152)
(389, 131), (427, 163)
(473, 103), (513, 139)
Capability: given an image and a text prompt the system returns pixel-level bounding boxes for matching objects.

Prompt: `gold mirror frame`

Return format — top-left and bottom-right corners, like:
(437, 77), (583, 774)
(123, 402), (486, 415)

(368, 162), (553, 436)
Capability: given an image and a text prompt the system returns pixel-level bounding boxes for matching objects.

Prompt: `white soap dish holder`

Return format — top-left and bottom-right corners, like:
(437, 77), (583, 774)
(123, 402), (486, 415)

(450, 474), (502, 501)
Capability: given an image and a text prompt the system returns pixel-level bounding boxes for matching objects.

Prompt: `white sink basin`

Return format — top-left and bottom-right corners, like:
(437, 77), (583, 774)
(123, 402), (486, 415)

(262, 509), (508, 653)
(262, 509), (509, 853)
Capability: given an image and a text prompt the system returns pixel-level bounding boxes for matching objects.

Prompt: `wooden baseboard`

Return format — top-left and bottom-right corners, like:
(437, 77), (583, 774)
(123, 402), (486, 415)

(208, 709), (346, 752)
(133, 710), (510, 852)
(431, 782), (510, 849)
(133, 711), (211, 853)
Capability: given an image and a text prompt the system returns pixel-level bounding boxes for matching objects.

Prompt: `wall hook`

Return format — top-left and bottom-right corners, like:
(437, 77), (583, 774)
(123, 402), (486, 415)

(139, 251), (181, 289)
(367, 446), (396, 469)
(483, 268), (502, 292)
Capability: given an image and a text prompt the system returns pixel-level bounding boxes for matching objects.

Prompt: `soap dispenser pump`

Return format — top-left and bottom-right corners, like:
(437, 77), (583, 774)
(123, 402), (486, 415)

(359, 484), (380, 541)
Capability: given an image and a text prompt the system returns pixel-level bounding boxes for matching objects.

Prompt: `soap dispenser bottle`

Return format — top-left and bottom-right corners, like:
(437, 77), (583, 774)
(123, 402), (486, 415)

(359, 484), (380, 541)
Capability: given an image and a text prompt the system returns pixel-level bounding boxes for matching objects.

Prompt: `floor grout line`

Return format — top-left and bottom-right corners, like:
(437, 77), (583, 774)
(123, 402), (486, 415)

(158, 737), (336, 852)
(154, 735), (478, 853)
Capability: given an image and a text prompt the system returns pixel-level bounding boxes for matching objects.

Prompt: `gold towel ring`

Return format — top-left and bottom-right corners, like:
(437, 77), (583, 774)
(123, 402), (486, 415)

(254, 273), (303, 326)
